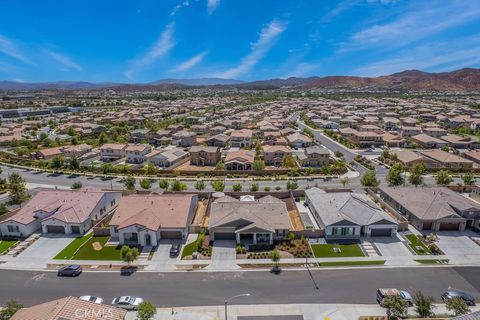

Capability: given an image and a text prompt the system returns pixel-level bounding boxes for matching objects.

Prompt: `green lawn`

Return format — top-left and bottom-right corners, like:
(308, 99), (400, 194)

(311, 243), (365, 258)
(0, 240), (17, 254)
(181, 235), (201, 259)
(405, 234), (431, 255)
(55, 234), (130, 261)
(415, 259), (449, 264)
(319, 260), (385, 267)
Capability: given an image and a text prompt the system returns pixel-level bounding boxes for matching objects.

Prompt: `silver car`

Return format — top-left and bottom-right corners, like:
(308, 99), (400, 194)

(79, 296), (103, 304)
(111, 296), (144, 310)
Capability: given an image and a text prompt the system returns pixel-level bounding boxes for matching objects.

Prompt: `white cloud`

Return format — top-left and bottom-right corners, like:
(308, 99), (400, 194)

(216, 20), (287, 79)
(125, 23), (176, 80)
(174, 51), (208, 72)
(342, 1), (480, 51)
(170, 1), (190, 16)
(45, 49), (82, 71)
(207, 0), (220, 15)
(0, 34), (31, 64)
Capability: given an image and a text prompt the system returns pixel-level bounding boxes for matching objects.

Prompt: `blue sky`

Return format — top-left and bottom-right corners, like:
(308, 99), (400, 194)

(0, 0), (479, 82)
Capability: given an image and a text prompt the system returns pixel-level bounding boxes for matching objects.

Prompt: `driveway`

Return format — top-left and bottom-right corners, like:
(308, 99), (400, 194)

(146, 240), (181, 271)
(372, 235), (412, 257)
(436, 231), (480, 258)
(18, 234), (76, 259)
(208, 240), (238, 270)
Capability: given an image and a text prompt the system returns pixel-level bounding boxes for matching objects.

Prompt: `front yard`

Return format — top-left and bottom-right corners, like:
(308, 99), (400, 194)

(405, 234), (431, 255)
(54, 234), (138, 261)
(0, 240), (17, 254)
(311, 243), (365, 258)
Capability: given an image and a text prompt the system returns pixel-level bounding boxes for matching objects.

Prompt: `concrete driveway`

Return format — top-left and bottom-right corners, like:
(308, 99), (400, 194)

(18, 234), (76, 259)
(372, 235), (412, 257)
(208, 240), (238, 270)
(436, 231), (480, 257)
(146, 240), (181, 270)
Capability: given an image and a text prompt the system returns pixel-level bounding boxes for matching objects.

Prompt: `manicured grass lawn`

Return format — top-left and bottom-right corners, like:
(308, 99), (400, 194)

(0, 240), (17, 254)
(311, 243), (365, 258)
(55, 234), (130, 261)
(415, 259), (449, 264)
(405, 234), (431, 255)
(319, 260), (385, 267)
(54, 233), (93, 260)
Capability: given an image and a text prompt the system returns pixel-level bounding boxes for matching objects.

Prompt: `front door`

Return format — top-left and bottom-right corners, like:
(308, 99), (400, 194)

(145, 233), (151, 246)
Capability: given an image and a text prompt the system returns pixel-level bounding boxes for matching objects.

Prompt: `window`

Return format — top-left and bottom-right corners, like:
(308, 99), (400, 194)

(110, 199), (116, 206)
(7, 225), (19, 233)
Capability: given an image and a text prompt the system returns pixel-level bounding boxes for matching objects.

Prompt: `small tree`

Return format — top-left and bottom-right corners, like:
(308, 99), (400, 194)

(120, 245), (139, 265)
(360, 170), (380, 187)
(340, 177), (350, 187)
(264, 186), (271, 192)
(383, 295), (408, 320)
(446, 297), (470, 316)
(100, 163), (113, 175)
(71, 181), (82, 189)
(386, 163), (404, 187)
(250, 182), (259, 192)
(270, 248), (281, 268)
(158, 179), (169, 189)
(334, 150), (343, 158)
(409, 163), (426, 186)
(286, 180), (298, 190)
(215, 161), (224, 170)
(282, 155), (297, 168)
(136, 301), (157, 320)
(123, 176), (136, 190)
(0, 299), (23, 320)
(232, 183), (242, 192)
(143, 163), (157, 176)
(170, 180), (188, 191)
(50, 155), (65, 169)
(139, 178), (152, 190)
(435, 170), (453, 186)
(252, 160), (265, 171)
(211, 180), (225, 192)
(8, 172), (28, 205)
(195, 180), (205, 191)
(413, 291), (435, 318)
(68, 156), (80, 171)
(461, 173), (476, 186)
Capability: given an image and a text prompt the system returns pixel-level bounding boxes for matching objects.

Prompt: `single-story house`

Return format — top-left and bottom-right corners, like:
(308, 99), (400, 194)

(109, 194), (198, 247)
(305, 188), (398, 240)
(379, 186), (480, 231)
(0, 189), (121, 237)
(209, 195), (291, 245)
(145, 147), (189, 168)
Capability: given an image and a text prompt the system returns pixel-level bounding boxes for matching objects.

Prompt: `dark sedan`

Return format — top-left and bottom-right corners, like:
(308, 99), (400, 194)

(441, 289), (476, 306)
(57, 265), (82, 277)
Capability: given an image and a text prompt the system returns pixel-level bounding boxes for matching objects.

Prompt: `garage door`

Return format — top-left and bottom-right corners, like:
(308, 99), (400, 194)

(46, 225), (65, 234)
(214, 232), (236, 240)
(439, 222), (460, 231)
(422, 222), (433, 230)
(370, 228), (393, 237)
(160, 231), (182, 239)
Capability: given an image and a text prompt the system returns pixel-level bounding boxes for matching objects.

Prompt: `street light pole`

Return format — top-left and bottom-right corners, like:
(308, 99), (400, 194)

(224, 293), (250, 320)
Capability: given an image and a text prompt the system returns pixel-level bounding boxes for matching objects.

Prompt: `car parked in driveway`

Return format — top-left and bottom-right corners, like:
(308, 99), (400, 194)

(442, 289), (476, 306)
(57, 265), (82, 277)
(170, 243), (181, 257)
(376, 288), (413, 306)
(111, 296), (144, 310)
(79, 296), (103, 304)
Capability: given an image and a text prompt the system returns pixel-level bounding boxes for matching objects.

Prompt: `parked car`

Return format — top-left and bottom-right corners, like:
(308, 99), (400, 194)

(111, 296), (144, 310)
(376, 288), (413, 306)
(170, 243), (181, 257)
(79, 296), (103, 304)
(57, 265), (82, 277)
(442, 289), (476, 306)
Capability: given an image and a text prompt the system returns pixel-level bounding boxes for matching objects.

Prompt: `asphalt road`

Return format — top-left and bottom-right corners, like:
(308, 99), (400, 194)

(2, 267), (480, 307)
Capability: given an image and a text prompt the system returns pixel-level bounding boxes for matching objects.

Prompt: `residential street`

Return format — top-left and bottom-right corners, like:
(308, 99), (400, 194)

(1, 267), (479, 307)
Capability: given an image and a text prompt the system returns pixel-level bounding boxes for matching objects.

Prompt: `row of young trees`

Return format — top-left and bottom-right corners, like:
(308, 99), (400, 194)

(383, 291), (471, 319)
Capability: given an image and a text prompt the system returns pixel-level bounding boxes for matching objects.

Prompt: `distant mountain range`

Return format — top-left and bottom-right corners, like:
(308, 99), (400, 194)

(1, 68), (480, 91)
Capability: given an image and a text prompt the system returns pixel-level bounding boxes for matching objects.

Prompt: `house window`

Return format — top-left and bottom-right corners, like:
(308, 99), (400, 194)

(7, 225), (19, 233)
(110, 199), (116, 206)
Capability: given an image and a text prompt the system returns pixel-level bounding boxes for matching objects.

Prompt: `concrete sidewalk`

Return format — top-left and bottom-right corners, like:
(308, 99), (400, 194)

(125, 303), (479, 320)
